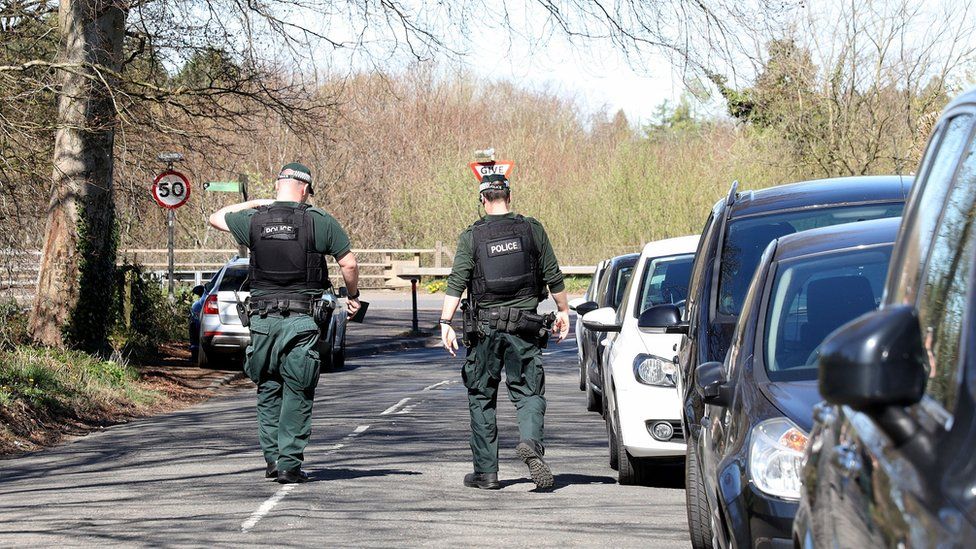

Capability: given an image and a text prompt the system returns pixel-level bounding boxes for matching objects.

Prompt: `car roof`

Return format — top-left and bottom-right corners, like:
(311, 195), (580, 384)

(605, 252), (639, 269)
(226, 257), (249, 268)
(772, 216), (902, 262)
(728, 175), (911, 219)
(640, 235), (699, 259)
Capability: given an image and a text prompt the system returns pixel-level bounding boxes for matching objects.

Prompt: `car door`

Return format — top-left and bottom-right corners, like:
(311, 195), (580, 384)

(817, 109), (976, 547)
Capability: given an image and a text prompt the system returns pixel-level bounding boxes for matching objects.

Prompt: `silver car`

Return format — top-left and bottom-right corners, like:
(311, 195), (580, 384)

(193, 258), (348, 369)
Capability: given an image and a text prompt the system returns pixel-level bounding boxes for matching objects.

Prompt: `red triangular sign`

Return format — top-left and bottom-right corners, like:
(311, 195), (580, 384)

(469, 161), (514, 182)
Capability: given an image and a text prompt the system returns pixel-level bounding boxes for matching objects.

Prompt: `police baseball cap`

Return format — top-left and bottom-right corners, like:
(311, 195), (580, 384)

(479, 173), (510, 193)
(277, 162), (313, 194)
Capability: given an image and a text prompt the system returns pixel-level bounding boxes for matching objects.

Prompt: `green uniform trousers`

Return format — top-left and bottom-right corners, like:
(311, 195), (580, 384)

(243, 313), (322, 473)
(462, 328), (546, 474)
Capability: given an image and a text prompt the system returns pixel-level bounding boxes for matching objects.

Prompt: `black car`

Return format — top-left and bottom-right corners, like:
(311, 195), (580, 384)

(695, 217), (899, 548)
(640, 175), (909, 548)
(794, 89), (976, 547)
(572, 253), (639, 414)
(574, 259), (609, 392)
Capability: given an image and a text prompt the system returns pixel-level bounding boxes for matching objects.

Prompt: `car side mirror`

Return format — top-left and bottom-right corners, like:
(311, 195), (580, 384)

(575, 300), (600, 317)
(581, 307), (621, 333)
(192, 285), (205, 297)
(337, 287), (349, 298)
(638, 304), (688, 335)
(568, 297), (585, 311)
(819, 305), (927, 412)
(695, 361), (731, 407)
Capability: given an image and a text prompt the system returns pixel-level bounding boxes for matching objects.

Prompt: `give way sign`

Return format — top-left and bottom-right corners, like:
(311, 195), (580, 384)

(152, 170), (191, 209)
(469, 160), (514, 182)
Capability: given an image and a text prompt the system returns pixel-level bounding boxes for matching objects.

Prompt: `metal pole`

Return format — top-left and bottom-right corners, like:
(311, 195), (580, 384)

(168, 209), (175, 301)
(411, 278), (419, 334)
(238, 173), (249, 258)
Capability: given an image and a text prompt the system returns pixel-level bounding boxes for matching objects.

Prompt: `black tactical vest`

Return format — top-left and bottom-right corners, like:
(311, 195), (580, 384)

(469, 215), (544, 304)
(248, 203), (328, 295)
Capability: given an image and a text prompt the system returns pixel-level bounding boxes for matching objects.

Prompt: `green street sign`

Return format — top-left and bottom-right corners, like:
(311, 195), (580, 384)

(203, 181), (242, 192)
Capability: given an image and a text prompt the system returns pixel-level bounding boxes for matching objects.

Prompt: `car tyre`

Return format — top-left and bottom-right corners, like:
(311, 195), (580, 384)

(685, 445), (714, 549)
(579, 361), (586, 391)
(331, 326), (346, 370)
(606, 400), (619, 471)
(197, 345), (209, 368)
(585, 379), (602, 413)
(614, 406), (640, 485)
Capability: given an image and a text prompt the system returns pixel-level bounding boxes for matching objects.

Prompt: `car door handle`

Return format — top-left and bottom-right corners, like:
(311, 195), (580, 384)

(830, 443), (862, 478)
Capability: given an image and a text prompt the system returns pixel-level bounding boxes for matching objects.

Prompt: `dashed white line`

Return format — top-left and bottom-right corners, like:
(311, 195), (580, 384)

(423, 380), (453, 391)
(397, 405), (417, 415)
(241, 485), (295, 533)
(349, 425), (370, 436)
(380, 398), (412, 415)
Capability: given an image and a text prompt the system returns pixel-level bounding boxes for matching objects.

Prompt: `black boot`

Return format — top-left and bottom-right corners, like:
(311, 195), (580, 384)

(277, 468), (309, 484)
(266, 462), (279, 479)
(516, 440), (553, 489)
(463, 472), (500, 490)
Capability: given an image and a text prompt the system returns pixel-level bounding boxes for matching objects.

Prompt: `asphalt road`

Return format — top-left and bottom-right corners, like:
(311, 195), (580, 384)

(0, 333), (690, 547)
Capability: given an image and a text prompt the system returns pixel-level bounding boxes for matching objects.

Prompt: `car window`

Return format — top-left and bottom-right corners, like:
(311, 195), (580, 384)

(763, 246), (892, 382)
(718, 203), (903, 316)
(610, 266), (635, 309)
(687, 212), (716, 314)
(917, 130), (976, 416)
(634, 254), (694, 316)
(585, 264), (606, 301)
(219, 267), (250, 292)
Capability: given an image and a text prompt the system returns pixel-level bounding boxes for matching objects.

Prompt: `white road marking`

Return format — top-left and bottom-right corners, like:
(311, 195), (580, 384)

(241, 485), (295, 533)
(380, 398), (412, 415)
(397, 405), (417, 415)
(423, 380), (453, 391)
(349, 425), (370, 436)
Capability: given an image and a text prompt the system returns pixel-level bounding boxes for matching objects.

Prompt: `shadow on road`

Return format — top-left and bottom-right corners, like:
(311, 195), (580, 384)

(499, 472), (616, 492)
(309, 467), (421, 482)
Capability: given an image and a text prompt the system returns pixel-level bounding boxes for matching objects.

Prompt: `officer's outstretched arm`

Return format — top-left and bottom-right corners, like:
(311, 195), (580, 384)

(208, 199), (274, 232)
(337, 253), (361, 318)
(439, 296), (461, 356)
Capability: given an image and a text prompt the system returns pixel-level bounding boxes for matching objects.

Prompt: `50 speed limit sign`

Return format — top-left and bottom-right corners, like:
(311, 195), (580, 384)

(152, 170), (191, 209)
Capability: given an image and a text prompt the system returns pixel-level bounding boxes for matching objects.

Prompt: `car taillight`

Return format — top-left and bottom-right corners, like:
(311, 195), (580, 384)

(203, 294), (219, 315)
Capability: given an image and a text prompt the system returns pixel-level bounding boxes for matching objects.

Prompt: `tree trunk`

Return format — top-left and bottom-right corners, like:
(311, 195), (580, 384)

(29, 0), (126, 351)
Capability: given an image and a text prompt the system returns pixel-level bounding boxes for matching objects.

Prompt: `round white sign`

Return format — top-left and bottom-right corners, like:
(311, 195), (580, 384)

(152, 170), (191, 209)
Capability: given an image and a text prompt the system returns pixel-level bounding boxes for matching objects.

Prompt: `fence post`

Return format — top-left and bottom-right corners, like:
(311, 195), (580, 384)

(434, 241), (443, 269)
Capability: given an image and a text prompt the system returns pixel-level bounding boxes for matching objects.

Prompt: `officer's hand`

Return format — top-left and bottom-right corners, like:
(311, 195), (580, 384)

(346, 297), (361, 319)
(554, 311), (571, 343)
(441, 324), (458, 357)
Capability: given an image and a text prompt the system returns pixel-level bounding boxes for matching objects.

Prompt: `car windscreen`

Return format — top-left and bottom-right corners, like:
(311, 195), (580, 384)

(634, 254), (694, 316)
(718, 202), (902, 316)
(762, 245), (892, 382)
(219, 267), (250, 292)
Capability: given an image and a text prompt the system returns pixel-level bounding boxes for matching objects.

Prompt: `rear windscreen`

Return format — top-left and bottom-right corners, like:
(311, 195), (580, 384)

(718, 202), (902, 316)
(219, 268), (250, 292)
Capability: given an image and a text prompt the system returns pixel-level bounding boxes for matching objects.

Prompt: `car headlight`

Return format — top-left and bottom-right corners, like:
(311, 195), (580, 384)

(633, 354), (677, 387)
(748, 417), (809, 500)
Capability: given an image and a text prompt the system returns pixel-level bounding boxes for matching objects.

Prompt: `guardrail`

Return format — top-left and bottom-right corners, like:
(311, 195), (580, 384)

(1, 246), (597, 302)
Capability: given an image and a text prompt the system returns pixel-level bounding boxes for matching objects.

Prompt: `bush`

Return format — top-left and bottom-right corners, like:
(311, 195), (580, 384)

(111, 264), (192, 358)
(425, 279), (448, 293)
(0, 301), (30, 351)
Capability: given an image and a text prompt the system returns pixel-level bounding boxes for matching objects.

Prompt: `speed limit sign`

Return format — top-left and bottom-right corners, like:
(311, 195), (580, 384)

(152, 170), (191, 209)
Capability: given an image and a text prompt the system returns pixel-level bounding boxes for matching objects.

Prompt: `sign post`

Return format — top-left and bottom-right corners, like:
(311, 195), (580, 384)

(152, 154), (190, 301)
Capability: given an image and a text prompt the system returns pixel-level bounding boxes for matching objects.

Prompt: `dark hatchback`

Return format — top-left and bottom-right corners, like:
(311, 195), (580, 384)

(573, 252), (638, 414)
(695, 217), (899, 549)
(639, 175), (909, 549)
(794, 89), (976, 547)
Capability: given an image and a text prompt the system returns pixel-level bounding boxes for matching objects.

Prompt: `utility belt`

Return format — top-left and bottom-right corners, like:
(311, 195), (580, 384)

(462, 305), (555, 348)
(239, 293), (334, 331)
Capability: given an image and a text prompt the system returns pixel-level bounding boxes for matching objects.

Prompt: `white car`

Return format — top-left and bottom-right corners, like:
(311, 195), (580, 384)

(582, 235), (698, 484)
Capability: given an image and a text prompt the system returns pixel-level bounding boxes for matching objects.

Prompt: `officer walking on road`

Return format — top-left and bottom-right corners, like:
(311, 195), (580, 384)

(209, 162), (361, 484)
(439, 171), (571, 490)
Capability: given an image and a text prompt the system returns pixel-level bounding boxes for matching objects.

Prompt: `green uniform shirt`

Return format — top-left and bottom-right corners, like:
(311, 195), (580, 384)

(225, 201), (351, 299)
(446, 212), (565, 310)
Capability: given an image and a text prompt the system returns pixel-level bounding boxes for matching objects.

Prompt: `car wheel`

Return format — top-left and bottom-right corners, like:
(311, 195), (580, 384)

(197, 345), (209, 368)
(615, 407), (640, 485)
(579, 360), (586, 391)
(685, 444), (714, 549)
(332, 327), (346, 370)
(606, 401), (619, 471)
(585, 379), (602, 413)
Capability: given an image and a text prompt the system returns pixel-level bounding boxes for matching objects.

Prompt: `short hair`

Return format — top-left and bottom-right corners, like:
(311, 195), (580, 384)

(481, 188), (511, 203)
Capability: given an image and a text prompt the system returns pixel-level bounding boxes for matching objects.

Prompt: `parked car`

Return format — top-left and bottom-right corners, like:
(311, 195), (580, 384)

(640, 175), (909, 549)
(794, 89), (976, 547)
(570, 253), (639, 414)
(693, 217), (898, 548)
(571, 259), (609, 392)
(582, 235), (698, 484)
(189, 271), (220, 361)
(191, 257), (348, 370)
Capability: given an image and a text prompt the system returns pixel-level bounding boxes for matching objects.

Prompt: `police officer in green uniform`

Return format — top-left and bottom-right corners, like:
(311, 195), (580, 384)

(439, 173), (571, 490)
(209, 162), (361, 484)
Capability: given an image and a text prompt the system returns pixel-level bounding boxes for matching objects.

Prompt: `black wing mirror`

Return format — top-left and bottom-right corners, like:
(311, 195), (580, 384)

(638, 304), (688, 335)
(819, 305), (927, 411)
(575, 300), (600, 317)
(191, 285), (205, 297)
(695, 361), (731, 407)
